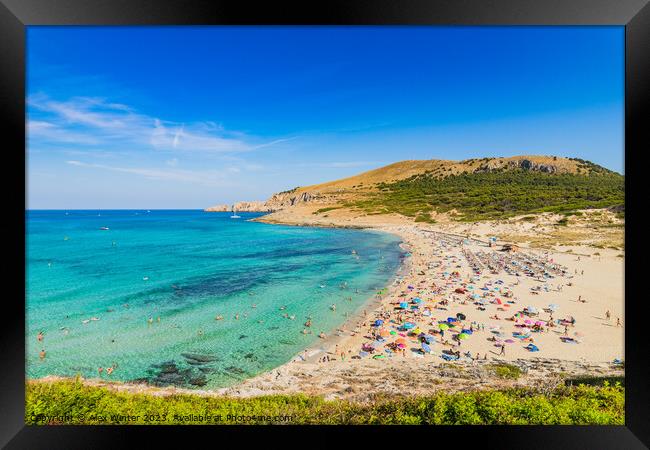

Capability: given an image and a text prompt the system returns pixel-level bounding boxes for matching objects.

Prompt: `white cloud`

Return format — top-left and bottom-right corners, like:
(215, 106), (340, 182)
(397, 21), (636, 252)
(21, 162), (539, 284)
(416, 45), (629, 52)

(65, 160), (233, 187)
(28, 95), (288, 154)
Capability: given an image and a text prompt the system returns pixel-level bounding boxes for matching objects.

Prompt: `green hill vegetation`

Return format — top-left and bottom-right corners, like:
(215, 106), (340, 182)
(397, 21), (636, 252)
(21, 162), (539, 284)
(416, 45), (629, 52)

(26, 379), (623, 425)
(347, 167), (624, 221)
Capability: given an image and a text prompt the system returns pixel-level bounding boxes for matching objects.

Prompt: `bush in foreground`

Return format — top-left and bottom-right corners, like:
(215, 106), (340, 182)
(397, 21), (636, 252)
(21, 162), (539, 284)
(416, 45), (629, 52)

(25, 380), (624, 425)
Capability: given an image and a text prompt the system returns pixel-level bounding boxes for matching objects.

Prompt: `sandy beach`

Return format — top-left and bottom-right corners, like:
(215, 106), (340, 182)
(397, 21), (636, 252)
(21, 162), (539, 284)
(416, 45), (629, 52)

(33, 209), (624, 401)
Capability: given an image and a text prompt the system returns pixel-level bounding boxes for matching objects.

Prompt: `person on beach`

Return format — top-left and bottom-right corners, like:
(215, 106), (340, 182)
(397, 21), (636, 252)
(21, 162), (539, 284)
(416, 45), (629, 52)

(616, 318), (622, 327)
(606, 310), (611, 320)
(499, 345), (505, 356)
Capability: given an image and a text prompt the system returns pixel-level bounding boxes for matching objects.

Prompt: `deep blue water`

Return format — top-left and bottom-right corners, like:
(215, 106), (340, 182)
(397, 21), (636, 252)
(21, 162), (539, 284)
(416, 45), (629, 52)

(26, 210), (402, 388)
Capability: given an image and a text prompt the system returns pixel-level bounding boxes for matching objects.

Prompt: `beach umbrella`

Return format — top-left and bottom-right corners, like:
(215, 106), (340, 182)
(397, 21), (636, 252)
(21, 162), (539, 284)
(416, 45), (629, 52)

(505, 339), (515, 343)
(374, 319), (384, 327)
(412, 298), (422, 304)
(447, 317), (457, 323)
(421, 343), (432, 353)
(548, 304), (559, 311)
(456, 313), (467, 320)
(458, 333), (469, 340)
(380, 329), (390, 337)
(423, 334), (435, 344)
(526, 306), (538, 313)
(389, 330), (397, 335)
(461, 329), (473, 335)
(535, 321), (545, 326)
(413, 328), (422, 335)
(404, 322), (415, 329)
(438, 323), (449, 331)
(524, 319), (533, 325)
(399, 302), (408, 309)
(396, 338), (407, 345)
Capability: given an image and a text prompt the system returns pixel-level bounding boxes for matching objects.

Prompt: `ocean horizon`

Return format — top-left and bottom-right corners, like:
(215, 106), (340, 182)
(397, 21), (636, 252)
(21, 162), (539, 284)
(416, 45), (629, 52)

(26, 209), (404, 388)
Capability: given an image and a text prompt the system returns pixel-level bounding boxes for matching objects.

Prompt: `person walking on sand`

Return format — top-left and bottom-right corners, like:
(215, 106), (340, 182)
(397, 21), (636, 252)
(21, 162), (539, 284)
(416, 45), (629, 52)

(499, 345), (505, 356)
(564, 325), (569, 335)
(616, 318), (622, 327)
(606, 310), (611, 321)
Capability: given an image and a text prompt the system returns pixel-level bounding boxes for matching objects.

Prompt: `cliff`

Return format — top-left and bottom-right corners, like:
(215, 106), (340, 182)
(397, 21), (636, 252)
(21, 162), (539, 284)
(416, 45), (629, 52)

(204, 201), (274, 213)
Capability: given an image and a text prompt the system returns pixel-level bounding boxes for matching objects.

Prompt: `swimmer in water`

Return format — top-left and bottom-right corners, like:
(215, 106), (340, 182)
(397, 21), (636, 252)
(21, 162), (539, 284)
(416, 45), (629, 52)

(147, 317), (153, 325)
(235, 313), (240, 320)
(37, 331), (44, 342)
(98, 367), (104, 375)
(39, 349), (46, 360)
(106, 367), (113, 375)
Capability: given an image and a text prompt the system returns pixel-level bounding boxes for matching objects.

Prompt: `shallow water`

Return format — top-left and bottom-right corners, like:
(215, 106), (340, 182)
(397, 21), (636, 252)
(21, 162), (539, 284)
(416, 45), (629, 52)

(26, 210), (402, 388)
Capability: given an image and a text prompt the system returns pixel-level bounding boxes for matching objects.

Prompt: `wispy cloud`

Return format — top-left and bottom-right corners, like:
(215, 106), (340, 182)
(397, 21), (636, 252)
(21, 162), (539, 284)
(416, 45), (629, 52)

(28, 94), (289, 154)
(65, 160), (235, 187)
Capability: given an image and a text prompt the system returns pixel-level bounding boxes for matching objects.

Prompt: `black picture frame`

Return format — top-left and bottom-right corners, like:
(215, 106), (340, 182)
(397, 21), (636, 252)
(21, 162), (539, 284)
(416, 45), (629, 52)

(1, 0), (647, 447)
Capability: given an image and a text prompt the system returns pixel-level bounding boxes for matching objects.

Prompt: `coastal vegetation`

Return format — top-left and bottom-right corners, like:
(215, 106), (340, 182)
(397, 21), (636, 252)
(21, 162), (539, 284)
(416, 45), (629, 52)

(26, 379), (623, 425)
(347, 168), (624, 222)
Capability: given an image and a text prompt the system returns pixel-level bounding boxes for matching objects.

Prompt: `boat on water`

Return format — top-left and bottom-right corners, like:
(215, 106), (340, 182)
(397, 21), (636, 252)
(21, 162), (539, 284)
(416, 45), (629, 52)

(99, 227), (110, 230)
(230, 206), (241, 219)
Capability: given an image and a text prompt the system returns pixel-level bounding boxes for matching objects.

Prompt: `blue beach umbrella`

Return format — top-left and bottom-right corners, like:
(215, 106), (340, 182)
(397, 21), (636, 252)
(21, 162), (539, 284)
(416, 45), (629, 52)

(421, 343), (431, 353)
(423, 334), (436, 344)
(399, 302), (408, 309)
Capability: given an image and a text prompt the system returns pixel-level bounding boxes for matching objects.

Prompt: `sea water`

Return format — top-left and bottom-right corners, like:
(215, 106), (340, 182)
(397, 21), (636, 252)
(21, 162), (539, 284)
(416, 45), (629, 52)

(26, 210), (403, 388)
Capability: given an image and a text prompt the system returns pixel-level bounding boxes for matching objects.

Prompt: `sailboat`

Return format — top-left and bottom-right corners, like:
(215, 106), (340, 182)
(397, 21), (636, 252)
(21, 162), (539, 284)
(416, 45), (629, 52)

(230, 206), (241, 219)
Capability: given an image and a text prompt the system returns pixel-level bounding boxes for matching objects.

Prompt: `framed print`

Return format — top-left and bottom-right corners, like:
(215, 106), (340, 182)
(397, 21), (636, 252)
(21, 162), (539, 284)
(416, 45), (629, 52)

(1, 0), (648, 447)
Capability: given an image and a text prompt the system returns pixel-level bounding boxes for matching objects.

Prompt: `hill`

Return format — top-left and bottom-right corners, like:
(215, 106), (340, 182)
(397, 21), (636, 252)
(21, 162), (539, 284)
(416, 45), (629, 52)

(261, 156), (624, 222)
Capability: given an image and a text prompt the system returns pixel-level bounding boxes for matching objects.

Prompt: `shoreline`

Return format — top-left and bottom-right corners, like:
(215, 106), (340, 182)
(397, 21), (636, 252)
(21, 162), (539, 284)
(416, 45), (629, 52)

(27, 212), (624, 400)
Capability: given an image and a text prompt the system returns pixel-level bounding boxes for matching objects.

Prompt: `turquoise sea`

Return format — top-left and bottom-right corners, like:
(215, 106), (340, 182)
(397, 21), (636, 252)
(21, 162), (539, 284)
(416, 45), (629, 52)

(26, 210), (403, 388)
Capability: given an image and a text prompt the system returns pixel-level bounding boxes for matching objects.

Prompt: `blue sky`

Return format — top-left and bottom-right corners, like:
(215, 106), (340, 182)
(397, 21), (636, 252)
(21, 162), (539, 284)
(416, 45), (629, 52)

(27, 26), (624, 209)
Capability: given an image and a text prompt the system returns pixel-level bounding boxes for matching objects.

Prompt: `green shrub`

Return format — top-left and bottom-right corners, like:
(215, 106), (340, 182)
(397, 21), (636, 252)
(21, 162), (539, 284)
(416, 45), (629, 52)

(350, 167), (624, 221)
(25, 379), (624, 425)
(492, 363), (522, 380)
(313, 206), (342, 214)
